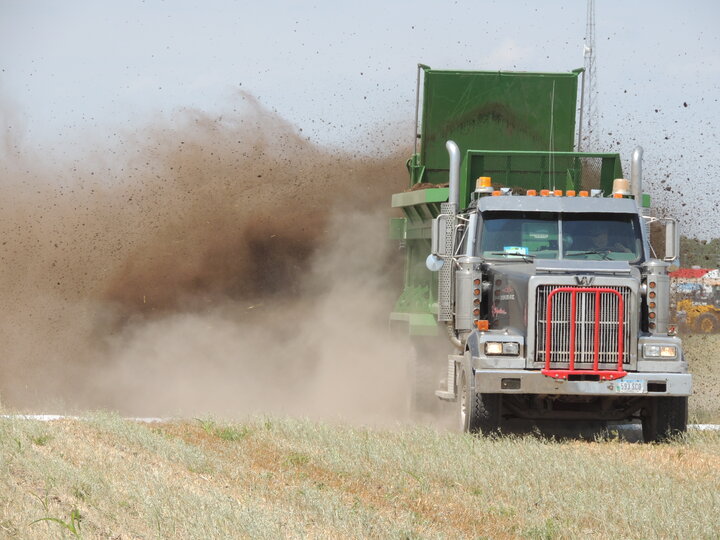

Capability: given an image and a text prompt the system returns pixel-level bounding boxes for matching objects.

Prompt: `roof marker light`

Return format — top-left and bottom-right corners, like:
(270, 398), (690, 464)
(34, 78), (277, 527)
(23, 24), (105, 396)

(527, 189), (537, 196)
(540, 189), (550, 197)
(579, 190), (589, 197)
(612, 178), (632, 197)
(554, 189), (563, 196)
(566, 190), (576, 197)
(475, 176), (494, 196)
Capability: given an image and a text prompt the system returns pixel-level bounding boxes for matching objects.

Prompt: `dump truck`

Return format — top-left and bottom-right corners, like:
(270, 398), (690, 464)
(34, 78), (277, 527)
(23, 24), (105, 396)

(390, 66), (692, 442)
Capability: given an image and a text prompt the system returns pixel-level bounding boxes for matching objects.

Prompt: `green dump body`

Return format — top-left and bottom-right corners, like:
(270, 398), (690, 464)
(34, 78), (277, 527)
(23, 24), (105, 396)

(390, 67), (624, 335)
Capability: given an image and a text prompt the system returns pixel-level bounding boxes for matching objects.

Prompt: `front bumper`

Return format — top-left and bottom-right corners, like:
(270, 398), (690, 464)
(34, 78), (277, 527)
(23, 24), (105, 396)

(473, 369), (692, 397)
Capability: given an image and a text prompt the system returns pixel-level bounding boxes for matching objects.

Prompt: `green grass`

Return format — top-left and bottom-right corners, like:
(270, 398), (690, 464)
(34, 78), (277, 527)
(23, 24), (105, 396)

(0, 413), (718, 539)
(196, 418), (252, 442)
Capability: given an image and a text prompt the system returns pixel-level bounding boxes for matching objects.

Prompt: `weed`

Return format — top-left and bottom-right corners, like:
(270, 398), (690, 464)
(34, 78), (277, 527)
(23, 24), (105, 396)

(29, 488), (51, 514)
(30, 434), (52, 446)
(215, 425), (250, 441)
(284, 452), (310, 467)
(196, 418), (250, 441)
(31, 508), (83, 539)
(196, 418), (216, 435)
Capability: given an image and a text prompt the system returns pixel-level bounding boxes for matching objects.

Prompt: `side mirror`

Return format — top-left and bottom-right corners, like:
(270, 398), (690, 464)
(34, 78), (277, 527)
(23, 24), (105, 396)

(663, 218), (679, 263)
(430, 214), (453, 257)
(427, 214), (454, 272)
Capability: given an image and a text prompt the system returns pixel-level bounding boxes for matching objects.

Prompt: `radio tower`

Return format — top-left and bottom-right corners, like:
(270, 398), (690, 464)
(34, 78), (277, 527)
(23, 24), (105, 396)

(580, 0), (599, 151)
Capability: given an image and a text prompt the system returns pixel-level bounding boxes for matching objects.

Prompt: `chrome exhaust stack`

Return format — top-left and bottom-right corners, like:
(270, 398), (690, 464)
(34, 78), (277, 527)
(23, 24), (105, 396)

(446, 140), (460, 213)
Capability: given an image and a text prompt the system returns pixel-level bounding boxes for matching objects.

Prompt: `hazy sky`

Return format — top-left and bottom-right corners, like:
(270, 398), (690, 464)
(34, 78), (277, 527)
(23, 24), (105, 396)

(2, 0), (719, 237)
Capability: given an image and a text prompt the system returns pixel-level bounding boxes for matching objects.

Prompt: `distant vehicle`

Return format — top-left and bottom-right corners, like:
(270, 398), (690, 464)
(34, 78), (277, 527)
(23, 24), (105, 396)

(671, 268), (720, 333)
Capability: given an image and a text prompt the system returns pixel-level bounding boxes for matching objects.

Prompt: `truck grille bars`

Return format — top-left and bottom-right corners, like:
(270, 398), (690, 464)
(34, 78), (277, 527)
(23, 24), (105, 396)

(536, 286), (630, 380)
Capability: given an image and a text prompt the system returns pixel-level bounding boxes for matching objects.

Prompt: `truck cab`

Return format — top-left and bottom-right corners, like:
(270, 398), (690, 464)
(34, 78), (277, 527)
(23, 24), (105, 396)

(438, 181), (690, 441)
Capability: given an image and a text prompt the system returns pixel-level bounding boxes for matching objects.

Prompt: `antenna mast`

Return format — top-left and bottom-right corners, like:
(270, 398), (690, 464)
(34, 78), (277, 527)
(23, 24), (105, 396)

(581, 0), (599, 151)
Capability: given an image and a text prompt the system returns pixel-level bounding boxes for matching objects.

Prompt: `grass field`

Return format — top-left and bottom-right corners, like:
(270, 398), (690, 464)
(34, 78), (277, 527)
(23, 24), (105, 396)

(0, 334), (716, 539)
(685, 333), (720, 423)
(1, 413), (719, 539)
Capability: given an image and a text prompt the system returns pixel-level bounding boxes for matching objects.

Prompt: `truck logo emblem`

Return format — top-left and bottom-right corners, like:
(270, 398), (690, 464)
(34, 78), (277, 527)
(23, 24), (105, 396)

(575, 275), (595, 286)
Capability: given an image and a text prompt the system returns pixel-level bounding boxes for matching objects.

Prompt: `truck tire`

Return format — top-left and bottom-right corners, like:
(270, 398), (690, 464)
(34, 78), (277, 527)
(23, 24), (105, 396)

(641, 396), (688, 443)
(695, 313), (719, 334)
(457, 365), (502, 434)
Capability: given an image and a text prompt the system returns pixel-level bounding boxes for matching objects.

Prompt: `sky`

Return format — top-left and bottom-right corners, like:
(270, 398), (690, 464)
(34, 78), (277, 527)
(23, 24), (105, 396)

(1, 0), (719, 238)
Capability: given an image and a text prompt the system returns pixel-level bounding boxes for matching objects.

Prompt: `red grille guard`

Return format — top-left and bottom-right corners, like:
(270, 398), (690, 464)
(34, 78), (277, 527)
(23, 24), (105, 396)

(541, 287), (627, 381)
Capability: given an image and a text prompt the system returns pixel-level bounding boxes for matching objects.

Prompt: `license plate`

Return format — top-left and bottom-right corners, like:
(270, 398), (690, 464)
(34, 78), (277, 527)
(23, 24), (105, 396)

(615, 379), (645, 393)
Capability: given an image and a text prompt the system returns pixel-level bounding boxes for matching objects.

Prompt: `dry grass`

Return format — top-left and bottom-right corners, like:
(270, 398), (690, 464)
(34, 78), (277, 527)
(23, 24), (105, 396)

(684, 333), (720, 423)
(1, 413), (719, 539)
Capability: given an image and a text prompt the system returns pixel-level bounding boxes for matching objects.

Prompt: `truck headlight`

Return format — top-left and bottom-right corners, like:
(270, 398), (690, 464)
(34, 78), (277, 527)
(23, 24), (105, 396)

(485, 342), (520, 356)
(643, 344), (677, 359)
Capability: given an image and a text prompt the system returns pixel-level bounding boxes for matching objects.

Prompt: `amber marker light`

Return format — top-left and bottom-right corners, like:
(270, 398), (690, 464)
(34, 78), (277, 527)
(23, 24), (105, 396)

(554, 189), (562, 196)
(579, 190), (589, 197)
(613, 193), (623, 198)
(527, 189), (537, 196)
(540, 189), (550, 196)
(566, 190), (576, 197)
(475, 320), (489, 331)
(477, 176), (492, 188)
(492, 190), (502, 196)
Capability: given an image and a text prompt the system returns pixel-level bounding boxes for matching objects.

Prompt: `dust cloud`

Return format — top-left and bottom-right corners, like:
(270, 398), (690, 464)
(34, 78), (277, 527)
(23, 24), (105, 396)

(0, 93), (416, 424)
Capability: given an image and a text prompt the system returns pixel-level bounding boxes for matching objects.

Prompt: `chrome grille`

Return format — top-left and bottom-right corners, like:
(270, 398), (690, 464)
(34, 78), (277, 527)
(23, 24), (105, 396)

(536, 285), (631, 367)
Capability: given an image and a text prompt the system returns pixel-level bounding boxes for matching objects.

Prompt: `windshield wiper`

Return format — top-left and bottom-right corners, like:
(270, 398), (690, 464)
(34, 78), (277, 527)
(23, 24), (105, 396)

(565, 250), (612, 261)
(489, 252), (536, 262)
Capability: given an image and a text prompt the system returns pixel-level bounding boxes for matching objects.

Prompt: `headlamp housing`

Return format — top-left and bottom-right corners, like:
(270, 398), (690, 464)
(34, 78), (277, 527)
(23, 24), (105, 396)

(485, 342), (520, 356)
(643, 344), (677, 359)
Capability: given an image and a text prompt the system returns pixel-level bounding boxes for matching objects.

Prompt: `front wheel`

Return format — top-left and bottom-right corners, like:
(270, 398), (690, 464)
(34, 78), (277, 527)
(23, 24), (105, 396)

(641, 396), (688, 443)
(695, 313), (719, 334)
(457, 365), (502, 434)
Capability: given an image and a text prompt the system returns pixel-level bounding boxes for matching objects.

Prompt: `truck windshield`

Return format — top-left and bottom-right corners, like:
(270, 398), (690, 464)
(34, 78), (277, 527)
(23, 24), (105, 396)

(478, 211), (642, 261)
